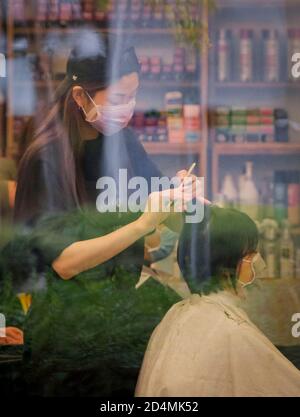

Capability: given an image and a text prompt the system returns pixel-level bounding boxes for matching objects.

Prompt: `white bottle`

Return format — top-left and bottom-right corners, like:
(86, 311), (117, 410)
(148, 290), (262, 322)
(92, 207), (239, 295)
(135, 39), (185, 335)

(264, 29), (279, 82)
(239, 161), (259, 220)
(262, 218), (279, 278)
(280, 222), (295, 279)
(221, 174), (238, 208)
(239, 29), (253, 82)
(218, 29), (230, 82)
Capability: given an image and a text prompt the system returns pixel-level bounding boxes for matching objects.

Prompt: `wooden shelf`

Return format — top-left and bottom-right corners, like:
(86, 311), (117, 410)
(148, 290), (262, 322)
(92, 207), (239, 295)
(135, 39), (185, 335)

(213, 142), (300, 156)
(17, 80), (300, 91)
(214, 82), (300, 89)
(141, 80), (199, 89)
(142, 142), (201, 155)
(13, 26), (176, 36)
(212, 141), (300, 195)
(217, 0), (300, 9)
(13, 79), (199, 89)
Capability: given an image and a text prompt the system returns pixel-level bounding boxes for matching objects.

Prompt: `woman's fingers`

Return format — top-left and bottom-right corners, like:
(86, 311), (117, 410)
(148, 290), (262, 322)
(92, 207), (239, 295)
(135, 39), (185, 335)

(176, 169), (188, 180)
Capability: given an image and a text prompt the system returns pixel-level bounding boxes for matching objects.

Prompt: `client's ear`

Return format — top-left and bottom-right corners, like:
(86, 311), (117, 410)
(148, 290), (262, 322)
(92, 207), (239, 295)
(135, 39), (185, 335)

(236, 253), (255, 285)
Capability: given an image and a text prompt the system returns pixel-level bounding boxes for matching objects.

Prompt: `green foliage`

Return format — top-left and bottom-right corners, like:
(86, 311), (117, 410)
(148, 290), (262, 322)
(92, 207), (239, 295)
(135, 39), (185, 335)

(24, 268), (179, 396)
(147, 0), (215, 48)
(0, 273), (26, 330)
(0, 208), (180, 395)
(95, 0), (215, 49)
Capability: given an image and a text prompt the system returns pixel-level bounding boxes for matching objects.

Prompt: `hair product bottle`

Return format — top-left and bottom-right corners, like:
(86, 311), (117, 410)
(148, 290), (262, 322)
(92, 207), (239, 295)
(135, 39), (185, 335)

(263, 29), (280, 82)
(239, 161), (259, 220)
(280, 221), (295, 278)
(239, 29), (253, 82)
(261, 218), (279, 278)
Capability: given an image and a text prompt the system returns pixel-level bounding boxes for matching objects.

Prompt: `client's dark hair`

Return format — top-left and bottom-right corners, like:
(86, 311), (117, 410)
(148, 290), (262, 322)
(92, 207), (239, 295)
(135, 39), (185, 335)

(178, 205), (259, 294)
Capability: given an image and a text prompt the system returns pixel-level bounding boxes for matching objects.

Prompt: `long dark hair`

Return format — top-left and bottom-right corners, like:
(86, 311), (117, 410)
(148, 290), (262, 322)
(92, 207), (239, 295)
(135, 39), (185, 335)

(15, 33), (140, 221)
(18, 81), (106, 208)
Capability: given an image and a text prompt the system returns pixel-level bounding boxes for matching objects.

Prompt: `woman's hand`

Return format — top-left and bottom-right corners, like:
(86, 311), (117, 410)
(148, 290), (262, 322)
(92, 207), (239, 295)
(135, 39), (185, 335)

(176, 169), (211, 207)
(136, 192), (172, 235)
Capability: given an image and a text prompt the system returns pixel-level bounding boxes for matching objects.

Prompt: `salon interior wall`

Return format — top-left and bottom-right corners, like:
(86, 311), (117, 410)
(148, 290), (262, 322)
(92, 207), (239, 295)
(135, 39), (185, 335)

(211, 2), (300, 198)
(10, 29), (197, 176)
(12, 33), (186, 112)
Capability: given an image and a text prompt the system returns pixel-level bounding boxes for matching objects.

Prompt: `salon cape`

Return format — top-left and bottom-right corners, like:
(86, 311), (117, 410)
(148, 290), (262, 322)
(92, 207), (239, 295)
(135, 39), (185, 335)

(135, 291), (300, 397)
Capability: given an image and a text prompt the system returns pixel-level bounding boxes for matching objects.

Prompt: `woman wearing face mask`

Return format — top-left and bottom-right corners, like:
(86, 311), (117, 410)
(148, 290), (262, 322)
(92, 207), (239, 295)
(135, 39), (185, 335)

(136, 206), (300, 397)
(11, 33), (196, 396)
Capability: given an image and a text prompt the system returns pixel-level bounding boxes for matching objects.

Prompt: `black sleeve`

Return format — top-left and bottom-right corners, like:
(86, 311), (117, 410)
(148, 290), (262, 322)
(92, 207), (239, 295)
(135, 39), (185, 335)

(15, 157), (71, 226)
(125, 128), (163, 185)
(14, 157), (79, 268)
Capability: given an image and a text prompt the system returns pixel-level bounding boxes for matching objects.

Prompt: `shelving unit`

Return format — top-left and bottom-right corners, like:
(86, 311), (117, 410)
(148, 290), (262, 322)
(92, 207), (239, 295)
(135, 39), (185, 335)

(208, 0), (300, 200)
(3, 0), (208, 181)
(143, 141), (201, 156)
(1, 0), (300, 199)
(212, 143), (300, 195)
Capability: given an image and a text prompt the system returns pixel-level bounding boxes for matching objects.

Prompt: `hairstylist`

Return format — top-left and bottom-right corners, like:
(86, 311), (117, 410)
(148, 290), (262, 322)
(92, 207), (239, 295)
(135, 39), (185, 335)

(14, 33), (195, 280)
(12, 32), (197, 396)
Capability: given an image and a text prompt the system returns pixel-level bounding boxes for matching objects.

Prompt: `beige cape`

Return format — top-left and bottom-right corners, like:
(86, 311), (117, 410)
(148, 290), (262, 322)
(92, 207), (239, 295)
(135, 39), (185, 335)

(135, 291), (300, 397)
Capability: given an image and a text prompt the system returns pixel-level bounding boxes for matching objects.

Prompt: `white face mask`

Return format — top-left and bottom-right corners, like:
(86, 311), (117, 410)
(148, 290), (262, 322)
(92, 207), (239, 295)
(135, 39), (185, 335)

(82, 92), (136, 136)
(237, 252), (267, 288)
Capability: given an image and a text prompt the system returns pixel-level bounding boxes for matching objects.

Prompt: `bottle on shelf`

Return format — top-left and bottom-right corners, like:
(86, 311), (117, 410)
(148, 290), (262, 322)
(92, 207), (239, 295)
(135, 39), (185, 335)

(274, 171), (288, 221)
(173, 47), (185, 82)
(287, 171), (300, 226)
(260, 175), (275, 219)
(221, 174), (238, 208)
(141, 3), (152, 28)
(94, 0), (107, 27)
(12, 0), (26, 27)
(261, 218), (279, 278)
(48, 0), (60, 26)
(165, 91), (184, 144)
(149, 56), (162, 81)
(274, 108), (289, 142)
(161, 63), (173, 82)
(139, 56), (150, 80)
(157, 111), (168, 142)
(152, 3), (164, 28)
(129, 0), (142, 28)
(214, 107), (231, 143)
(183, 93), (201, 142)
(217, 29), (231, 82)
(238, 161), (259, 220)
(263, 29), (280, 82)
(72, 0), (82, 25)
(82, 0), (95, 23)
(280, 220), (295, 278)
(239, 29), (254, 83)
(185, 46), (198, 81)
(59, 0), (73, 27)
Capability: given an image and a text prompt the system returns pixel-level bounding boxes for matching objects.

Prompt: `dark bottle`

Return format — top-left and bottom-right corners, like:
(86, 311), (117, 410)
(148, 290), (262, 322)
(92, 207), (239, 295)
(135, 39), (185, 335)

(274, 108), (289, 142)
